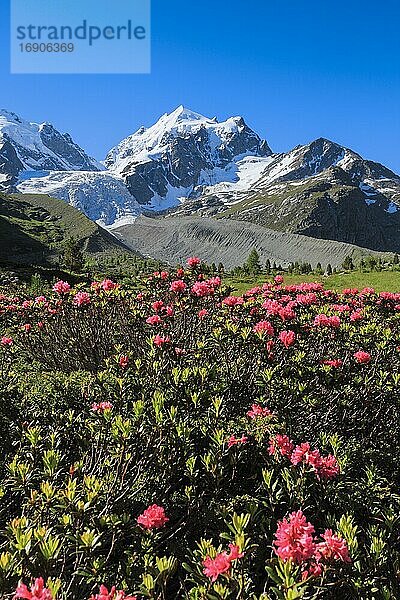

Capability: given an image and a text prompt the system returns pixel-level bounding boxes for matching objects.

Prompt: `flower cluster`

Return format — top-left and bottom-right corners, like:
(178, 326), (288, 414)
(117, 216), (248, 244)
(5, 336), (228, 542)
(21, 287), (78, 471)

(203, 544), (244, 582)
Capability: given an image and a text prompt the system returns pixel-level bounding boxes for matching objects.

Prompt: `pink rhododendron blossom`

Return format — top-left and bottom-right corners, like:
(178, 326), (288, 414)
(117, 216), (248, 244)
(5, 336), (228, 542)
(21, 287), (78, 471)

(170, 280), (187, 293)
(101, 279), (118, 291)
(247, 404), (272, 419)
(321, 359), (343, 368)
(274, 510), (316, 563)
(146, 315), (162, 325)
(23, 324), (32, 333)
(187, 256), (201, 268)
(191, 281), (214, 297)
(203, 553), (231, 582)
(317, 529), (351, 563)
(317, 455), (340, 480)
(119, 355), (129, 368)
(203, 544), (243, 582)
(52, 280), (70, 294)
(274, 275), (284, 284)
(227, 434), (248, 448)
(198, 309), (208, 319)
(253, 320), (274, 336)
(354, 351), (371, 364)
(279, 330), (296, 348)
(1, 336), (12, 346)
(73, 292), (91, 306)
(153, 334), (171, 347)
(152, 300), (164, 312)
(137, 504), (169, 529)
(14, 577), (53, 599)
(223, 296), (244, 307)
(269, 434), (294, 457)
(314, 314), (341, 328)
(92, 402), (112, 413)
(290, 443), (322, 469)
(90, 585), (137, 600)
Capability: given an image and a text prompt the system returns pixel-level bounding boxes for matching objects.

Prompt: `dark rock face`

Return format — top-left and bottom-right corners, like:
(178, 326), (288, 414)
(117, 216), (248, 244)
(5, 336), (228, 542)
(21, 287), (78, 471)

(116, 117), (271, 205)
(39, 124), (101, 171)
(0, 140), (24, 191)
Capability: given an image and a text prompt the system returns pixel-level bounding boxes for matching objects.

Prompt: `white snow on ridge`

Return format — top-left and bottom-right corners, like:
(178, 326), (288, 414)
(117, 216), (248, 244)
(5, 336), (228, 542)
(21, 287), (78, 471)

(105, 105), (264, 175)
(0, 109), (102, 171)
(201, 156), (274, 195)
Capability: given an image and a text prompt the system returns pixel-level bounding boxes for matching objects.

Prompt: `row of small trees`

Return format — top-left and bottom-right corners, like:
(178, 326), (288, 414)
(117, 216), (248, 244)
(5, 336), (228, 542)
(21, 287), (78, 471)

(230, 249), (400, 277)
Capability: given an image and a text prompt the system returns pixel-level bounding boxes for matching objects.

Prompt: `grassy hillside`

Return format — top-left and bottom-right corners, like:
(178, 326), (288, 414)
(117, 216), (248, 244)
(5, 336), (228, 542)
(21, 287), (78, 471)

(0, 192), (130, 261)
(0, 192), (167, 284)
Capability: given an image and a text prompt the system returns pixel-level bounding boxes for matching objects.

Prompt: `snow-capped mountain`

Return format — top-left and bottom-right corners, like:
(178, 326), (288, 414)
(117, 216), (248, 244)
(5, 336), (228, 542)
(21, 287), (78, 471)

(172, 138), (400, 252)
(0, 109), (102, 190)
(3, 105), (400, 253)
(105, 105), (272, 208)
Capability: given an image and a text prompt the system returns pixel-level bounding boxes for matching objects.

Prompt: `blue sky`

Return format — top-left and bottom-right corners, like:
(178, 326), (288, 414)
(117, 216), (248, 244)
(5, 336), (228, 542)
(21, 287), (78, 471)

(1, 0), (399, 171)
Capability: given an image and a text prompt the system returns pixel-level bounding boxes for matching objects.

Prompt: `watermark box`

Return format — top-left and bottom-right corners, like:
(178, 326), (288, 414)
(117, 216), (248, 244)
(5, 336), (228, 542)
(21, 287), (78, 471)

(10, 0), (151, 74)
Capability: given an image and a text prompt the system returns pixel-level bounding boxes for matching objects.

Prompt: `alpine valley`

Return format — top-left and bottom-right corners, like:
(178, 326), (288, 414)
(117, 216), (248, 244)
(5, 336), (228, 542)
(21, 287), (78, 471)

(1, 105), (400, 267)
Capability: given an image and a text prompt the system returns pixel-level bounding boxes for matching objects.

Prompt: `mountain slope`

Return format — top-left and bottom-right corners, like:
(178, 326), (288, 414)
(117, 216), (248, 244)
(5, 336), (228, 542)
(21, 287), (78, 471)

(170, 138), (400, 252)
(105, 105), (272, 209)
(114, 215), (385, 270)
(0, 109), (102, 191)
(16, 171), (142, 227)
(0, 192), (131, 267)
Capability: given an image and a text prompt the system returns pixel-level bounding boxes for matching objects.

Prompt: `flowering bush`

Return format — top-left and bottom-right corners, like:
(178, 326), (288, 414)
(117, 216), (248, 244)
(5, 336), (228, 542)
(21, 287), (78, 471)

(0, 266), (399, 598)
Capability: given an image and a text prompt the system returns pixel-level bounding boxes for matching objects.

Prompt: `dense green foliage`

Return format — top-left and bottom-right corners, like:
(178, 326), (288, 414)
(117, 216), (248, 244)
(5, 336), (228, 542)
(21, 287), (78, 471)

(0, 266), (399, 599)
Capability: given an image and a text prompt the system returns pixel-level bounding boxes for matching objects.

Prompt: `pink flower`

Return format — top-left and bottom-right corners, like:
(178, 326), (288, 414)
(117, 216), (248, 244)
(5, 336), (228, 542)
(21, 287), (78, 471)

(247, 404), (272, 419)
(321, 359), (343, 368)
(350, 311), (363, 322)
(90, 585), (137, 600)
(187, 256), (201, 268)
(203, 544), (243, 582)
(146, 315), (162, 325)
(317, 529), (351, 563)
(23, 324), (32, 333)
(170, 280), (187, 293)
(137, 504), (169, 529)
(1, 336), (13, 346)
(73, 292), (91, 306)
(274, 511), (316, 563)
(174, 347), (186, 356)
(92, 402), (112, 413)
(152, 300), (164, 312)
(198, 309), (209, 319)
(290, 443), (322, 469)
(222, 296), (244, 307)
(253, 320), (274, 336)
(52, 280), (70, 294)
(354, 351), (371, 364)
(35, 296), (47, 304)
(227, 543), (244, 561)
(317, 455), (340, 480)
(313, 314), (340, 328)
(14, 577), (53, 599)
(301, 561), (323, 580)
(279, 330), (296, 348)
(153, 334), (171, 347)
(227, 434), (248, 448)
(269, 434), (294, 457)
(191, 281), (214, 297)
(274, 275), (284, 284)
(119, 355), (129, 368)
(203, 553), (231, 582)
(101, 279), (118, 291)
